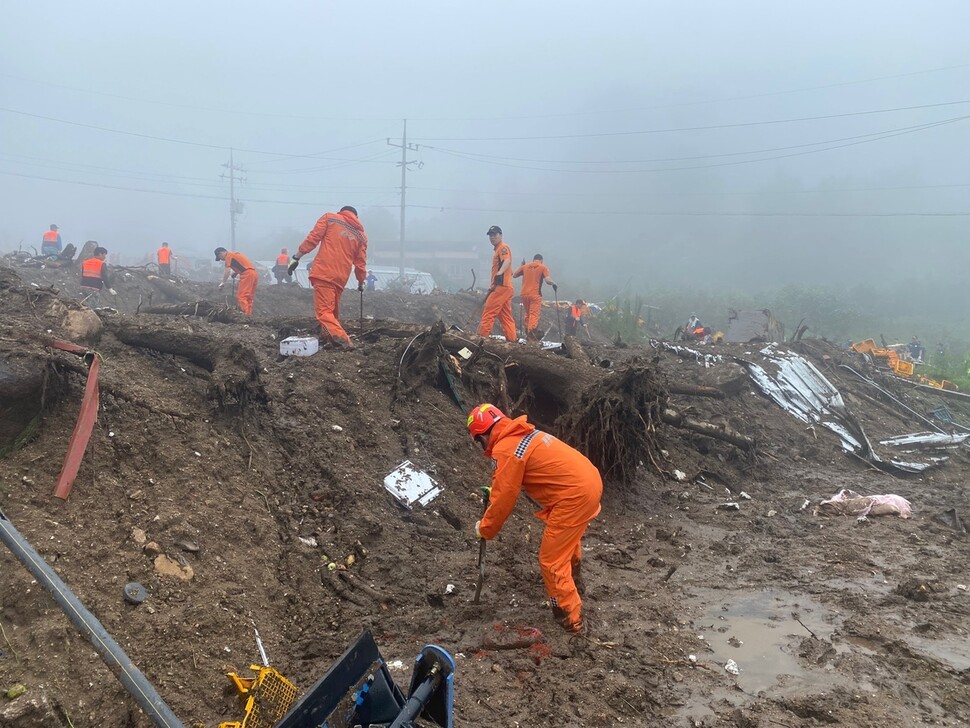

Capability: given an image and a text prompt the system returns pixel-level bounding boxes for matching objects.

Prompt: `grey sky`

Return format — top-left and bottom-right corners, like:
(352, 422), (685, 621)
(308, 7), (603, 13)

(1, 0), (968, 288)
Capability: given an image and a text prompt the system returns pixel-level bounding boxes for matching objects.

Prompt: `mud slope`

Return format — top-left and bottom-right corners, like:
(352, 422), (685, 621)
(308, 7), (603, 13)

(1, 265), (967, 728)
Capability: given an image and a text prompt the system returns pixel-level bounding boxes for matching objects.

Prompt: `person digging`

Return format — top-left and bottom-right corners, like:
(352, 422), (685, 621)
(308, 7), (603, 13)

(467, 403), (603, 633)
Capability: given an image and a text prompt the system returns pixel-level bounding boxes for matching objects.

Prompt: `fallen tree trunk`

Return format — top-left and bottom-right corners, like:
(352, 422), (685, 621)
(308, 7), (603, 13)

(137, 300), (244, 323)
(668, 384), (725, 399)
(660, 408), (755, 450)
(104, 320), (266, 413)
(146, 275), (196, 304)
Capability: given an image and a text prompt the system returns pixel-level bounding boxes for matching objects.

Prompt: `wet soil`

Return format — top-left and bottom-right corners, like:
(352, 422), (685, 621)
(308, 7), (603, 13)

(0, 264), (967, 728)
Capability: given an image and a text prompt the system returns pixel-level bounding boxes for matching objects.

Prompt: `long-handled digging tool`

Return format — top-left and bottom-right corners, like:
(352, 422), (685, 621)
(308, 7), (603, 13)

(553, 289), (563, 340)
(359, 287), (365, 337)
(472, 487), (491, 604)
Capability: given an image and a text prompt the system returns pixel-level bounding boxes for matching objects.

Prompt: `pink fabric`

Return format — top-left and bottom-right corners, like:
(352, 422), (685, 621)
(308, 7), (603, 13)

(819, 489), (912, 519)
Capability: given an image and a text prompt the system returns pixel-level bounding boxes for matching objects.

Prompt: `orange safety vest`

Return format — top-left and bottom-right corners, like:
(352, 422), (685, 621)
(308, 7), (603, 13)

(276, 253), (289, 266)
(81, 257), (105, 289)
(516, 261), (550, 297)
(224, 251), (255, 275)
(490, 243), (512, 288)
(157, 247), (172, 264)
(43, 230), (60, 243)
(569, 305), (583, 319)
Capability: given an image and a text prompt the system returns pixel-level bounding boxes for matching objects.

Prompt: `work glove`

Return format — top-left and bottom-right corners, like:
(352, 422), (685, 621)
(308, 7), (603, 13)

(552, 283), (558, 292)
(287, 255), (300, 276)
(474, 520), (482, 540)
(357, 281), (365, 292)
(218, 282), (225, 289)
(108, 288), (118, 296)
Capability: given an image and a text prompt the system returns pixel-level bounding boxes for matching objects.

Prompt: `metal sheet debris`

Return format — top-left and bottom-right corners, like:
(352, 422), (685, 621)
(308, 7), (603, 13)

(740, 345), (945, 475)
(383, 460), (442, 508)
(878, 432), (970, 449)
(651, 340), (724, 367)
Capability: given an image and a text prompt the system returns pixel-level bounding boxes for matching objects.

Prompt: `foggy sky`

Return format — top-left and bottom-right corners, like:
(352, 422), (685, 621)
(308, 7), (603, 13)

(1, 0), (969, 292)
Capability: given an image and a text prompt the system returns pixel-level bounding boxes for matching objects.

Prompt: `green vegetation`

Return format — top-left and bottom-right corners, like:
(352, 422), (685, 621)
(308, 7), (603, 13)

(588, 280), (970, 389)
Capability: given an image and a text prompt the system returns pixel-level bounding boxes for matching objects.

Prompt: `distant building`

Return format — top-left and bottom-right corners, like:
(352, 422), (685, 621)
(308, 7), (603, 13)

(367, 241), (489, 291)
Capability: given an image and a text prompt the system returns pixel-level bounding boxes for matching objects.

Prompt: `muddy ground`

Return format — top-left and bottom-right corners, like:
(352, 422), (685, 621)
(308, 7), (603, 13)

(0, 263), (967, 728)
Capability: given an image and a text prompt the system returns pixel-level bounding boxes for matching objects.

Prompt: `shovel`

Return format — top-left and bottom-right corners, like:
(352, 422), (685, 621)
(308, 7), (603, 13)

(553, 288), (563, 340)
(359, 287), (365, 336)
(473, 486), (491, 604)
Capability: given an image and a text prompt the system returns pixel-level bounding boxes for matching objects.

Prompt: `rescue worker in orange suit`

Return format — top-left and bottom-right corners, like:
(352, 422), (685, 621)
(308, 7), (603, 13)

(564, 299), (587, 337)
(477, 225), (516, 342)
(80, 246), (117, 308)
(214, 247), (258, 315)
(468, 403), (602, 633)
(156, 242), (174, 276)
(286, 205), (367, 350)
(273, 247), (292, 285)
(42, 224), (62, 256)
(513, 254), (557, 341)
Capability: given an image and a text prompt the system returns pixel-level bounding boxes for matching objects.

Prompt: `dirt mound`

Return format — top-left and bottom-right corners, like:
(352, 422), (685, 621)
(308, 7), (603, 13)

(1, 266), (969, 727)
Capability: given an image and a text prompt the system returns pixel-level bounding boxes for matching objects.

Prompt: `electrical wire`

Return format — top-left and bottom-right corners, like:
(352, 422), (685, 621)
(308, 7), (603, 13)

(408, 182), (970, 199)
(0, 105), (390, 158)
(5, 169), (968, 216)
(420, 116), (970, 165)
(424, 116), (970, 173)
(406, 203), (970, 218)
(5, 60), (969, 121)
(411, 99), (970, 142)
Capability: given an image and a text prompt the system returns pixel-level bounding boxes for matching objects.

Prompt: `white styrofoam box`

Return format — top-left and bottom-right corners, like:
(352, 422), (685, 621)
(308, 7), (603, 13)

(383, 460), (442, 508)
(280, 336), (319, 357)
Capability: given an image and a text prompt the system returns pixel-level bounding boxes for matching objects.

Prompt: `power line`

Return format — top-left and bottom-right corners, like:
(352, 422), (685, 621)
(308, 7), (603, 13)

(408, 181), (970, 199)
(0, 151), (403, 193)
(0, 169), (400, 208)
(424, 116), (970, 174)
(0, 105), (391, 159)
(6, 60), (969, 121)
(411, 99), (970, 142)
(421, 117), (969, 165)
(5, 169), (969, 217)
(407, 202), (970, 218)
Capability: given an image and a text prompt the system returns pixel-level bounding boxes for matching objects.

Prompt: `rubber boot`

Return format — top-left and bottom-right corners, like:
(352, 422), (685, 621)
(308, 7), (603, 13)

(552, 604), (583, 633)
(572, 560), (587, 597)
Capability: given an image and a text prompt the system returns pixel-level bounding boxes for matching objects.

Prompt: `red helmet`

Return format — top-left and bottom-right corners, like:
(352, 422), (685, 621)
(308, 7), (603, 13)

(467, 403), (505, 438)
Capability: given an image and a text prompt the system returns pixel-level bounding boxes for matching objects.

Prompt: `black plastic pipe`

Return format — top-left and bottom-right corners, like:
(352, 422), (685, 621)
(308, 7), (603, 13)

(0, 508), (185, 728)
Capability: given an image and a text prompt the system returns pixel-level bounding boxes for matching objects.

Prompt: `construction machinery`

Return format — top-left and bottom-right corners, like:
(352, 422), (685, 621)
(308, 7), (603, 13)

(851, 339), (958, 390)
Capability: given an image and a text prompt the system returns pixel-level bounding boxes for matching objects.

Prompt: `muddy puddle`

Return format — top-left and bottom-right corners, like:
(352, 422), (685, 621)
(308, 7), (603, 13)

(691, 588), (838, 695)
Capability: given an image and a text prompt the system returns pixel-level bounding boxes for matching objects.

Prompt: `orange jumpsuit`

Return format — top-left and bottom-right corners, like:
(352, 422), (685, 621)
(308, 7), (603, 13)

(513, 261), (551, 336)
(478, 242), (516, 341)
(223, 251), (258, 315)
(297, 209), (368, 345)
(157, 246), (173, 275)
(479, 415), (603, 629)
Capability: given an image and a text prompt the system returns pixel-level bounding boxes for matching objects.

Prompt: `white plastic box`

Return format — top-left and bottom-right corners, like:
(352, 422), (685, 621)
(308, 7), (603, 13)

(280, 336), (319, 357)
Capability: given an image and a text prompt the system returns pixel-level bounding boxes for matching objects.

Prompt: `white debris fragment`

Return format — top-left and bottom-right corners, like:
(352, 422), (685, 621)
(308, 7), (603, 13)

(672, 469), (687, 482)
(445, 583), (456, 594)
(688, 654), (697, 664)
(108, 431), (115, 438)
(387, 659), (405, 670)
(331, 424), (344, 432)
(799, 499), (810, 511)
(194, 451), (202, 457)
(739, 491), (752, 500)
(767, 510), (777, 517)
(957, 584), (967, 591)
(298, 536), (318, 547)
(724, 659), (740, 675)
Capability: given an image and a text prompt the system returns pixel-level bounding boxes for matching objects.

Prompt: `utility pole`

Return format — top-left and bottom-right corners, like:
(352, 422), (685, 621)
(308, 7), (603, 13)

(221, 148), (246, 247)
(387, 120), (421, 278)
